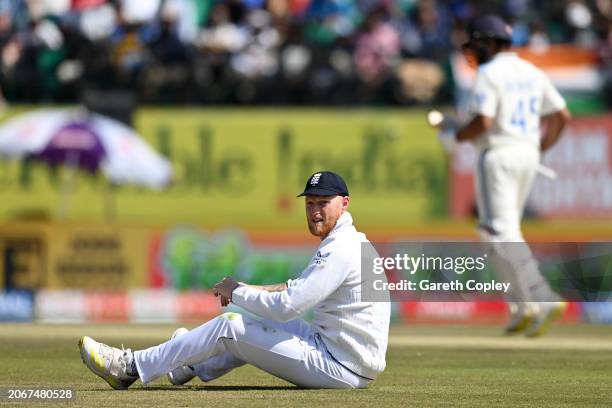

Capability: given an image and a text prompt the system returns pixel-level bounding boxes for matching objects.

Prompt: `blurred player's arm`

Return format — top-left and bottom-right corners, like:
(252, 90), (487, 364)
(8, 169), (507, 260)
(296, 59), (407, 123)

(540, 108), (571, 152)
(456, 71), (497, 142)
(540, 73), (570, 152)
(456, 114), (494, 142)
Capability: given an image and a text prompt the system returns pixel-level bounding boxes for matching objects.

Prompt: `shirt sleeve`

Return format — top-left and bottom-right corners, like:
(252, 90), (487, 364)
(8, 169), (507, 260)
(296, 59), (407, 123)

(540, 74), (566, 115)
(286, 278), (301, 288)
(468, 71), (498, 118)
(232, 247), (351, 322)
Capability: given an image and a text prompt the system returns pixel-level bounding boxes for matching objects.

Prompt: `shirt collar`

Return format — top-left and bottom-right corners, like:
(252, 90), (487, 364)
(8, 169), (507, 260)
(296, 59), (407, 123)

(494, 51), (517, 60)
(327, 211), (353, 238)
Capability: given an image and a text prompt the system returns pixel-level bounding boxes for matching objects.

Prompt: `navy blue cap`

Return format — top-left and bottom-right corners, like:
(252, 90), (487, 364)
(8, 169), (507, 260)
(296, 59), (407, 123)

(297, 171), (349, 197)
(464, 15), (512, 46)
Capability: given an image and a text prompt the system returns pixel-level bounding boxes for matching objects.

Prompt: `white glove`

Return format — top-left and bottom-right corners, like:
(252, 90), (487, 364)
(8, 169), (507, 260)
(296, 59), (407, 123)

(437, 128), (458, 153)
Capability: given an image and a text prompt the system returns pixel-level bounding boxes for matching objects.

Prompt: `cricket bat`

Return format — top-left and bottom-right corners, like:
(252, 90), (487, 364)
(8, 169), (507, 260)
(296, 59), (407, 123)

(427, 109), (458, 153)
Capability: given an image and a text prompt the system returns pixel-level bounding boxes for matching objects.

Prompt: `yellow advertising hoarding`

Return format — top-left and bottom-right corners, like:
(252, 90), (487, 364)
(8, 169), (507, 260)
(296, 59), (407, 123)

(0, 108), (446, 228)
(0, 222), (150, 290)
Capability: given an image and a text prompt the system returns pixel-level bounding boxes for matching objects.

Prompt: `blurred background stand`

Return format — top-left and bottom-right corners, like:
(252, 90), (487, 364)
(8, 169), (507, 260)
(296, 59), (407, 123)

(81, 88), (137, 127)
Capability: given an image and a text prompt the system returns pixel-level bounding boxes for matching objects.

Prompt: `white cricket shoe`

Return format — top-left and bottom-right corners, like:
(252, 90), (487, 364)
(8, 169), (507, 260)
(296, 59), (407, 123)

(504, 302), (535, 335)
(525, 302), (567, 338)
(167, 328), (196, 386)
(78, 336), (138, 390)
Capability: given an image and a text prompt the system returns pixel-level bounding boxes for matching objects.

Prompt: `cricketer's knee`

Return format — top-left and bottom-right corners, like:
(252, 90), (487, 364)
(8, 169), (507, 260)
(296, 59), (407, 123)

(216, 312), (246, 336)
(219, 311), (243, 323)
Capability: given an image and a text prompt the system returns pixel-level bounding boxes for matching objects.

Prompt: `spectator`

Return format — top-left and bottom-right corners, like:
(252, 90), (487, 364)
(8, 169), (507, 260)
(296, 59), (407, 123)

(354, 6), (399, 85)
(0, 0), (607, 105)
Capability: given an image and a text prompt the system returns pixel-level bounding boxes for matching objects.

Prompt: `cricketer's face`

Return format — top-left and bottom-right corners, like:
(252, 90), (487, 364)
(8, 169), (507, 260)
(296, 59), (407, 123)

(305, 195), (349, 239)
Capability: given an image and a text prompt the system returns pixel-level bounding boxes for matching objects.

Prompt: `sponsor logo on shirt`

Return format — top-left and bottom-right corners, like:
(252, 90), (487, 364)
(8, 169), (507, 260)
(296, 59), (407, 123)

(314, 251), (330, 265)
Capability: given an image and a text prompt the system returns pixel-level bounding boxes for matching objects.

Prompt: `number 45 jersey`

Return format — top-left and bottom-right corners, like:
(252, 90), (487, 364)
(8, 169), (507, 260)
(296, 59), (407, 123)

(468, 51), (567, 151)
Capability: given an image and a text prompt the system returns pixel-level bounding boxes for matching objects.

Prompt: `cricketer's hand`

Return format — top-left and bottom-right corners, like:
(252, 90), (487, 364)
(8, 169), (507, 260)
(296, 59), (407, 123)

(213, 277), (240, 303)
(219, 295), (230, 307)
(438, 128), (458, 153)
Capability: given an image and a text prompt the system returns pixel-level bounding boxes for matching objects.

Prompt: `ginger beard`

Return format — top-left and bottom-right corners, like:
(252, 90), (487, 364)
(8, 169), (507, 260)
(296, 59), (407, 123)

(305, 195), (349, 239)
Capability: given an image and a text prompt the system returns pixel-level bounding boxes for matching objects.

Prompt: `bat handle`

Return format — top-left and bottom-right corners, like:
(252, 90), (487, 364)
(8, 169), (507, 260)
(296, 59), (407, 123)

(536, 165), (557, 180)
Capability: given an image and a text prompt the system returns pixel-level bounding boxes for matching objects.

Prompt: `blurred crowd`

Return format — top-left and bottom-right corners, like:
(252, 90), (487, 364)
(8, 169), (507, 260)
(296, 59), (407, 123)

(0, 0), (611, 106)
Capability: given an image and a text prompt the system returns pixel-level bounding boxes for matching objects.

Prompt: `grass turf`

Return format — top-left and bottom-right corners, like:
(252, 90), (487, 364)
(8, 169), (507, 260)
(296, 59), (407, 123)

(1, 323), (612, 407)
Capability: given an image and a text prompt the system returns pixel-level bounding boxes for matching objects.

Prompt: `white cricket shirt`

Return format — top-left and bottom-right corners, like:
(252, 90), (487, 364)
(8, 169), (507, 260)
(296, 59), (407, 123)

(231, 212), (390, 380)
(468, 52), (567, 151)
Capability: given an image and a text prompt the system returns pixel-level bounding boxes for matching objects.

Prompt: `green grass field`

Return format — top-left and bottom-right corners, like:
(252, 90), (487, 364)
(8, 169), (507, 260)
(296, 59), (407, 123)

(2, 323), (612, 407)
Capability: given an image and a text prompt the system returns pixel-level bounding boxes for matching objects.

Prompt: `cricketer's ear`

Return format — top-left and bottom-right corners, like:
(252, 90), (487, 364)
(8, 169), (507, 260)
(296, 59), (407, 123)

(341, 196), (350, 212)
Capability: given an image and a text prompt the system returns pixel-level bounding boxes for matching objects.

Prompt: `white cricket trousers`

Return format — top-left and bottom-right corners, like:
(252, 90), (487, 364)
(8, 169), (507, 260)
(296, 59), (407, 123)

(133, 312), (370, 389)
(475, 145), (539, 241)
(475, 144), (559, 305)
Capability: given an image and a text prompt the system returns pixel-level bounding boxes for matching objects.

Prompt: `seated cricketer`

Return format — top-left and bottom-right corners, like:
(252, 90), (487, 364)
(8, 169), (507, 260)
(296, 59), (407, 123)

(79, 170), (390, 389)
